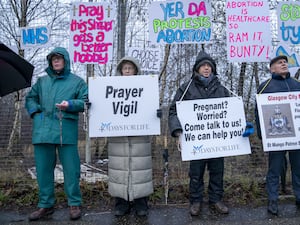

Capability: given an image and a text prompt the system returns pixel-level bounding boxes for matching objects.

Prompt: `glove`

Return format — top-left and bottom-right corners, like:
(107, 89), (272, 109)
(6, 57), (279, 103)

(242, 122), (254, 137)
(173, 129), (182, 137)
(85, 99), (92, 109)
(157, 108), (162, 118)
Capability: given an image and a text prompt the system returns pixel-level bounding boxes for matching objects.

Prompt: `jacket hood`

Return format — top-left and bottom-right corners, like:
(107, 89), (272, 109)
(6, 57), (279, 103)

(193, 51), (217, 75)
(46, 47), (71, 76)
(116, 56), (142, 76)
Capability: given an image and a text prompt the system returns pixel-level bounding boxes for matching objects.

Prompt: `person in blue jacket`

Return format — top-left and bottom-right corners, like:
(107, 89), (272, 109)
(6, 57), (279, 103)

(255, 55), (300, 215)
(25, 47), (88, 221)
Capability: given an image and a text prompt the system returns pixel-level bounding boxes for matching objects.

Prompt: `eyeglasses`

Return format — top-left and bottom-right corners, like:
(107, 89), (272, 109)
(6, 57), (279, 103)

(122, 66), (135, 71)
(52, 56), (64, 61)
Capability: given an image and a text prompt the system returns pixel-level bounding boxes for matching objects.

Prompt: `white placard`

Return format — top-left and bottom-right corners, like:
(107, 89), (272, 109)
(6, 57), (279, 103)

(176, 97), (251, 161)
(88, 75), (160, 137)
(256, 92), (300, 152)
(148, 0), (213, 44)
(277, 2), (300, 45)
(226, 0), (272, 62)
(128, 47), (161, 72)
(69, 2), (116, 64)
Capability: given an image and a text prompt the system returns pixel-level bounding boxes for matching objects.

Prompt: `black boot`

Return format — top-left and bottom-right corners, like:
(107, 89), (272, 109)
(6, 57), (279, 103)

(267, 200), (278, 215)
(114, 197), (130, 216)
(296, 200), (300, 208)
(134, 197), (148, 216)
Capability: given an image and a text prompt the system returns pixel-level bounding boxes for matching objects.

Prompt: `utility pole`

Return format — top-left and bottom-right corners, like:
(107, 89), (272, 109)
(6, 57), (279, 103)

(85, 0), (95, 164)
(85, 64), (93, 164)
(117, 0), (126, 61)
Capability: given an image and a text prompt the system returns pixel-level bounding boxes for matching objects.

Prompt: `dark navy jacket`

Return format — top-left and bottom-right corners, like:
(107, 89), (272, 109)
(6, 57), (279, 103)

(255, 73), (300, 138)
(257, 73), (300, 94)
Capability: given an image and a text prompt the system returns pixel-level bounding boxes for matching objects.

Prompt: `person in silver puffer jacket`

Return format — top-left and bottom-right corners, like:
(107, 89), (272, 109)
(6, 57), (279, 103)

(108, 56), (154, 217)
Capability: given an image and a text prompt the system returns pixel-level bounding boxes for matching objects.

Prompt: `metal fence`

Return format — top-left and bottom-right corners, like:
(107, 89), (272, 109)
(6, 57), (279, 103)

(1, 93), (293, 209)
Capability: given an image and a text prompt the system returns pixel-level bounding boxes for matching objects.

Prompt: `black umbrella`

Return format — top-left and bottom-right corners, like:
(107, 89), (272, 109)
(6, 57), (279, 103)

(0, 42), (34, 97)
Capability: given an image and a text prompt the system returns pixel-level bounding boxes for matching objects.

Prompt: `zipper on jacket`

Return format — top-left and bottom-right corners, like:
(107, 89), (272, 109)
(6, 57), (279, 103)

(284, 79), (291, 91)
(127, 138), (133, 200)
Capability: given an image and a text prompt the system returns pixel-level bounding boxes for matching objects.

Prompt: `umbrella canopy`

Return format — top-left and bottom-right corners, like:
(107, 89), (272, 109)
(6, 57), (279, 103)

(0, 42), (34, 97)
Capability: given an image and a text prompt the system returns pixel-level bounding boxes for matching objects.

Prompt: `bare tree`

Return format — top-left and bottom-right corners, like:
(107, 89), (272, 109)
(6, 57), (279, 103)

(0, 0), (69, 155)
(245, 63), (257, 120)
(0, 0), (286, 158)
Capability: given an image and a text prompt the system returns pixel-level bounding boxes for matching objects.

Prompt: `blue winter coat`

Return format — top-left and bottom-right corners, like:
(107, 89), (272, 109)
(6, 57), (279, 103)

(255, 73), (300, 139)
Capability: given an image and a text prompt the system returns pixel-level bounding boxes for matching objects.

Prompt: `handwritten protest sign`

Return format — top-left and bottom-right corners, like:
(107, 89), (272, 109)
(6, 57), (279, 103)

(69, 2), (116, 64)
(256, 92), (300, 152)
(176, 97), (251, 161)
(277, 2), (300, 45)
(20, 26), (50, 49)
(149, 0), (212, 44)
(88, 75), (160, 137)
(128, 47), (161, 72)
(226, 0), (271, 62)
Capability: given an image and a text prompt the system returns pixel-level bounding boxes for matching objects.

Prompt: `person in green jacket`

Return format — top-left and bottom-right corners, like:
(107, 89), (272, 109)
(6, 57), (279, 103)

(25, 47), (88, 221)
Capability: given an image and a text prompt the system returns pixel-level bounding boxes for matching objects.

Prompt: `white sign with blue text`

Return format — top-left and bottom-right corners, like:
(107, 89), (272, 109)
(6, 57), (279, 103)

(20, 26), (51, 49)
(88, 75), (160, 137)
(256, 91), (300, 152)
(176, 97), (251, 161)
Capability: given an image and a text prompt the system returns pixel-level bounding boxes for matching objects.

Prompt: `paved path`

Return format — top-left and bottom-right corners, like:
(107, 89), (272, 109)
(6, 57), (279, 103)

(1, 203), (300, 225)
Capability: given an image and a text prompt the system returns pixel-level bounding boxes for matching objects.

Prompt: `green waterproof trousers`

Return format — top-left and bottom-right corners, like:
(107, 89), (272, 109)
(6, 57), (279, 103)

(34, 144), (82, 208)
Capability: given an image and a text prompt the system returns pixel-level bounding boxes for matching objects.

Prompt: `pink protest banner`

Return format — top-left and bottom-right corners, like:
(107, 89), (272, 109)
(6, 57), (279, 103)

(226, 0), (272, 62)
(70, 2), (116, 64)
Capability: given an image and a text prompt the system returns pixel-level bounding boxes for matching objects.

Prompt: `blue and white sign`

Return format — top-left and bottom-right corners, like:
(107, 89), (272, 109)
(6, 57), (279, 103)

(88, 75), (160, 137)
(20, 26), (50, 49)
(176, 97), (251, 161)
(256, 91), (300, 152)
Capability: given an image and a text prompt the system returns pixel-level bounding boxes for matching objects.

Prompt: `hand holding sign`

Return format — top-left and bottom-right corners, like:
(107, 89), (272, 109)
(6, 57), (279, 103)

(242, 122), (255, 137)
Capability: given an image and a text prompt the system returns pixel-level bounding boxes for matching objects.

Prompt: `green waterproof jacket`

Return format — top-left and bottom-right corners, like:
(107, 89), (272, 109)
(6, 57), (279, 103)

(25, 47), (88, 144)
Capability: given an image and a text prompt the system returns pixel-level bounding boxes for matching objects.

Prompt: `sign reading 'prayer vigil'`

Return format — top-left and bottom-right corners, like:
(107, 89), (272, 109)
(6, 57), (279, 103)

(88, 75), (160, 137)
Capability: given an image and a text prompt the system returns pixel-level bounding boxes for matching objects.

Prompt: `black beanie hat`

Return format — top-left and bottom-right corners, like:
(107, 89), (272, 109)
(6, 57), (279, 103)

(195, 59), (216, 72)
(193, 51), (217, 75)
